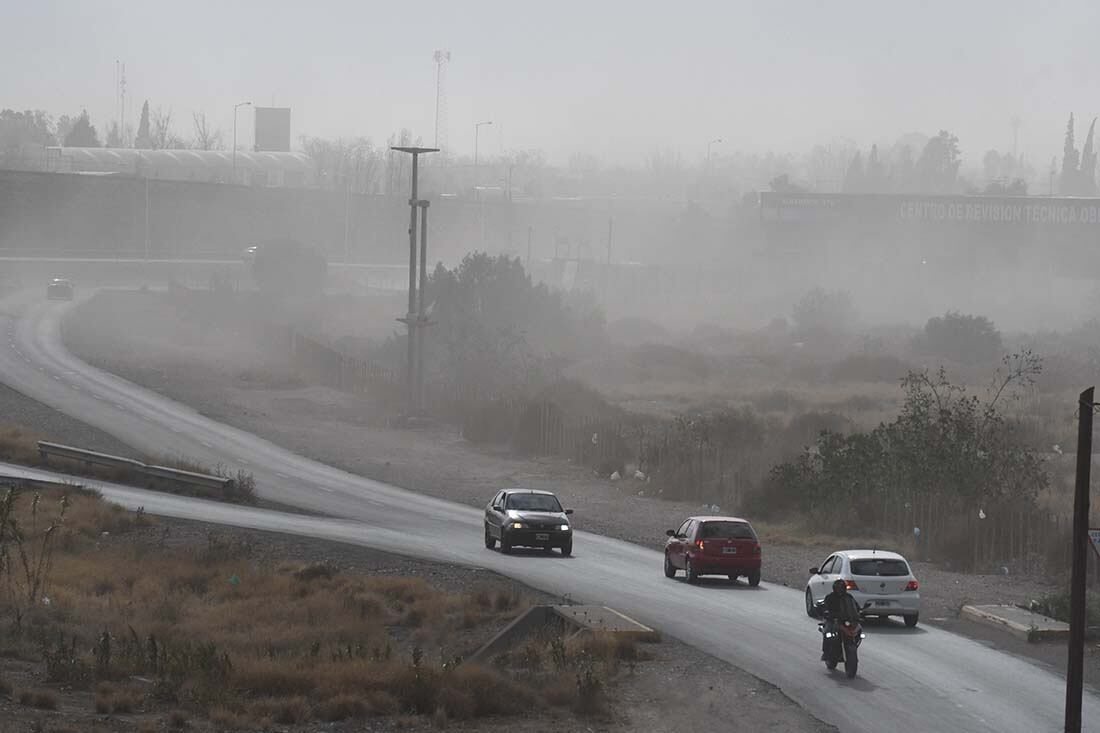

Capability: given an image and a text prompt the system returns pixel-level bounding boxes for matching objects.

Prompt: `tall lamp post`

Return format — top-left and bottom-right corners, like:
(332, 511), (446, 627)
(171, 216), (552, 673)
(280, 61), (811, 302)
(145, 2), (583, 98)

(392, 146), (439, 417)
(343, 145), (367, 266)
(474, 120), (493, 189)
(232, 101), (252, 183)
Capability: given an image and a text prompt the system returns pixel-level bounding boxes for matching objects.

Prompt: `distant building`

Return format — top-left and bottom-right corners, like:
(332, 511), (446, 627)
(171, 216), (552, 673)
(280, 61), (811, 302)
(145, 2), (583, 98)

(44, 147), (314, 188)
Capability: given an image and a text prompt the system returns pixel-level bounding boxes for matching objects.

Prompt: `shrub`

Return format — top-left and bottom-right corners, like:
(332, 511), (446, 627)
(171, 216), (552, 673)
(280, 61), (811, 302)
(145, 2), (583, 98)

(911, 311), (1003, 365)
(316, 693), (368, 721)
(792, 288), (858, 342)
(828, 353), (911, 383)
(18, 689), (58, 709)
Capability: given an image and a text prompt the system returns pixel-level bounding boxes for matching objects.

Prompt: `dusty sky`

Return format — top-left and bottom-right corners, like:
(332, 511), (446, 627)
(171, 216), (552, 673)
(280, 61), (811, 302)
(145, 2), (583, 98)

(6, 0), (1097, 165)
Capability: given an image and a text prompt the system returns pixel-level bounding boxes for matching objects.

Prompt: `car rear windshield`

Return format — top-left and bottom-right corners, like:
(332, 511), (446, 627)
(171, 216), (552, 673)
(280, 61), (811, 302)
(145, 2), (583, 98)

(505, 493), (563, 512)
(850, 558), (910, 576)
(699, 521), (756, 540)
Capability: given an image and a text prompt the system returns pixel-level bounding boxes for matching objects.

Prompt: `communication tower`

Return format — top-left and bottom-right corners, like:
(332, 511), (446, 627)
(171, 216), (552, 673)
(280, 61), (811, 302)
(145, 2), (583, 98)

(433, 50), (450, 154)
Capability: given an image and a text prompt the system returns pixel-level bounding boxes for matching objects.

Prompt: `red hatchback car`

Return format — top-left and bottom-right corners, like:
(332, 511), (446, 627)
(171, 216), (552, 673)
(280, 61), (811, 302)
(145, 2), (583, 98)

(664, 516), (762, 586)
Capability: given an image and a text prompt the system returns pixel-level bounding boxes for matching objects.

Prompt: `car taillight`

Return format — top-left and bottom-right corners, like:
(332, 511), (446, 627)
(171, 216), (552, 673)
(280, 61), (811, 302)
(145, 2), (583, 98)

(845, 580), (859, 591)
(752, 544), (761, 554)
(695, 539), (705, 550)
(905, 580), (919, 591)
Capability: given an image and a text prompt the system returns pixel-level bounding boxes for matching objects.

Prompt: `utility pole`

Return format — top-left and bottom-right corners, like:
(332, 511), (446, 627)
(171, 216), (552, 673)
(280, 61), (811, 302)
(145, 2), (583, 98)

(527, 226), (533, 270)
(416, 200), (431, 412)
(392, 146), (439, 417)
(1066, 386), (1095, 733)
(607, 216), (613, 265)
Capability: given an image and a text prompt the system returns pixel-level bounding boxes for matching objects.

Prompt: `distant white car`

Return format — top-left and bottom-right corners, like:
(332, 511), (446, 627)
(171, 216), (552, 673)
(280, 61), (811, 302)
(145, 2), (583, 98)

(805, 549), (921, 627)
(46, 278), (74, 301)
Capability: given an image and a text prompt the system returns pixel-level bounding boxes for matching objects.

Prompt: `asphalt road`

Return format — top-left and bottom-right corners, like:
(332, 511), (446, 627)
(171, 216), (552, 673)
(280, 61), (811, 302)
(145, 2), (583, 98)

(0, 290), (1096, 733)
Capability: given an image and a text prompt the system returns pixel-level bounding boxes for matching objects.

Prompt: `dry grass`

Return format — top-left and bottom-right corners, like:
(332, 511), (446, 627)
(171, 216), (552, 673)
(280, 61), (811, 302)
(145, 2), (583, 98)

(0, 487), (553, 727)
(94, 682), (142, 714)
(18, 689), (58, 709)
(752, 518), (900, 552)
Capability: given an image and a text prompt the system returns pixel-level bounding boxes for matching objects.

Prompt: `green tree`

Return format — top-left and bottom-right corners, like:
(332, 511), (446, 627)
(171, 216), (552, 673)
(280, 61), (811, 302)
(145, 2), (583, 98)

(62, 110), (99, 147)
(406, 253), (604, 399)
(791, 288), (858, 343)
(1080, 118), (1097, 196)
(759, 353), (1046, 532)
(0, 109), (55, 168)
(916, 130), (961, 193)
(134, 101), (153, 149)
(1061, 113), (1079, 195)
(911, 311), (1003, 365)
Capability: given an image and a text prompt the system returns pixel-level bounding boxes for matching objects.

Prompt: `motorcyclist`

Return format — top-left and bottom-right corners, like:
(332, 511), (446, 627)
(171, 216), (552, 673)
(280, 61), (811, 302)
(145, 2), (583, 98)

(821, 578), (861, 660)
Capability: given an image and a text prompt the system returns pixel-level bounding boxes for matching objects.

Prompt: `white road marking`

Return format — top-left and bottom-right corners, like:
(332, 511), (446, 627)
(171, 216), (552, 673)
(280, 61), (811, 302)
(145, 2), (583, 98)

(92, 394), (104, 400)
(275, 472), (289, 479)
(200, 441), (212, 448)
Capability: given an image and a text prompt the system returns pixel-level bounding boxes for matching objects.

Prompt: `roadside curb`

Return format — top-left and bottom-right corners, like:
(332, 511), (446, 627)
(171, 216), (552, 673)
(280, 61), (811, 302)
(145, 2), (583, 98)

(960, 604), (1069, 642)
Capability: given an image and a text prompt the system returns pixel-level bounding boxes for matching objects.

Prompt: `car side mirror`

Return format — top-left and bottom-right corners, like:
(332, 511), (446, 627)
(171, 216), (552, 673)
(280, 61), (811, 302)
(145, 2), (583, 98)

(492, 505), (502, 512)
(809, 567), (819, 575)
(564, 509), (574, 515)
(666, 529), (675, 537)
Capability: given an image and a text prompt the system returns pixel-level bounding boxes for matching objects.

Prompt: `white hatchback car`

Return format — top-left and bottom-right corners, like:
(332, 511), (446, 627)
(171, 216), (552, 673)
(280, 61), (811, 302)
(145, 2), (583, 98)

(804, 549), (921, 627)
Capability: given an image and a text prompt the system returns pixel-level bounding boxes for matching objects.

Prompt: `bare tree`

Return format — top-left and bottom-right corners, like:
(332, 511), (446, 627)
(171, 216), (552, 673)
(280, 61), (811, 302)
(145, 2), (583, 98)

(191, 112), (223, 150)
(150, 107), (186, 150)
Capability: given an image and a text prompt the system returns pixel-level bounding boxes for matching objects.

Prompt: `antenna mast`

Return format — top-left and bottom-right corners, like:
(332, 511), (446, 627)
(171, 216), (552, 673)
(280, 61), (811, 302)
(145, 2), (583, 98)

(433, 50), (450, 154)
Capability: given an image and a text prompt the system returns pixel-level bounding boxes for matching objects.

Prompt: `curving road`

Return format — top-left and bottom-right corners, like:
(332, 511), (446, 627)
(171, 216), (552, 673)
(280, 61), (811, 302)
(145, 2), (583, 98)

(0, 291), (1095, 733)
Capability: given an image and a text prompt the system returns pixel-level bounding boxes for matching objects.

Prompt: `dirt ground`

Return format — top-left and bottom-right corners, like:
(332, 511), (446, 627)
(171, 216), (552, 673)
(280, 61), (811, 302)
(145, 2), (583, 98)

(0, 512), (835, 733)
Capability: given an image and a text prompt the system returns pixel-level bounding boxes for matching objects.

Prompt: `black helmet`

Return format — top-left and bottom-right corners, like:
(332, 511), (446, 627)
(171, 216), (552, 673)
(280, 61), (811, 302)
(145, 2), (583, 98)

(832, 579), (847, 593)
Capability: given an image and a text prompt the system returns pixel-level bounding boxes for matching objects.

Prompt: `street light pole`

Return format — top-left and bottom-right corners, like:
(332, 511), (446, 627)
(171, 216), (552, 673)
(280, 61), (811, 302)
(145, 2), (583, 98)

(343, 146), (366, 266)
(474, 120), (492, 193)
(232, 101), (252, 183)
(391, 146), (439, 417)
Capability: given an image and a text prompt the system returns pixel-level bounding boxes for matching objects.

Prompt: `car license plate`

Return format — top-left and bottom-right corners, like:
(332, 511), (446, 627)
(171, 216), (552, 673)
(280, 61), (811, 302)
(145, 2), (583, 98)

(722, 547), (737, 554)
(875, 600), (891, 606)
(535, 533), (549, 542)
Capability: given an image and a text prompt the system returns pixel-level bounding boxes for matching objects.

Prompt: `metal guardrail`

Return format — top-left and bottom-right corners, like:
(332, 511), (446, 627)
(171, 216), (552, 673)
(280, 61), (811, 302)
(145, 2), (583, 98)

(37, 441), (234, 492)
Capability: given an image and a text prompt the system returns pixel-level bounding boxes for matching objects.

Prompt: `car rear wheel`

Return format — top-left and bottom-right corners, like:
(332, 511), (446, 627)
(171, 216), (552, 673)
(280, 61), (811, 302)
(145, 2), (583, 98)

(685, 558), (698, 584)
(805, 588), (817, 618)
(747, 569), (761, 587)
(483, 525), (496, 549)
(664, 554), (677, 578)
(904, 613), (919, 628)
(560, 539), (572, 557)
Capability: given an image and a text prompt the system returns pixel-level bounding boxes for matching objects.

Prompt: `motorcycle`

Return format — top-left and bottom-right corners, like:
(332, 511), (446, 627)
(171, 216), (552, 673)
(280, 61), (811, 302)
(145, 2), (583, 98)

(815, 600), (865, 679)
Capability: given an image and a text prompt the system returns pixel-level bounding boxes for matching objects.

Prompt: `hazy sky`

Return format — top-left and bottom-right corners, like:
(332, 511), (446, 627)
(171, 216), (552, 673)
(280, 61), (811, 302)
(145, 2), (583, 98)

(6, 0), (1098, 166)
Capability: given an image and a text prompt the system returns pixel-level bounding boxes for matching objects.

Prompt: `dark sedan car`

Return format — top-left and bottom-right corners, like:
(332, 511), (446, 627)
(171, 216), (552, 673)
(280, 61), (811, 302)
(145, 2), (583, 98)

(484, 488), (574, 556)
(46, 278), (74, 301)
